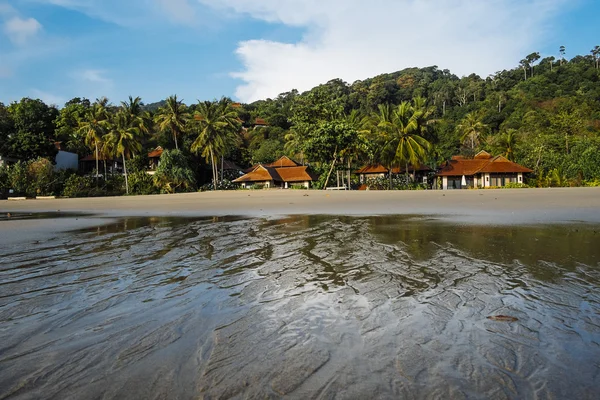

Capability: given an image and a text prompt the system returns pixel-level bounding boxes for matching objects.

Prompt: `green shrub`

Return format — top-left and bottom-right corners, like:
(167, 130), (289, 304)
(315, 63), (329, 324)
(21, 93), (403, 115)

(62, 175), (95, 198)
(129, 171), (158, 195)
(503, 182), (530, 189)
(154, 149), (196, 193)
(27, 158), (54, 196)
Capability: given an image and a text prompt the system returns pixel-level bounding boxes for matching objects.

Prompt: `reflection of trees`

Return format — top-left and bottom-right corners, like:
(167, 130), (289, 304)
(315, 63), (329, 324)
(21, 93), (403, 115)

(366, 216), (598, 283)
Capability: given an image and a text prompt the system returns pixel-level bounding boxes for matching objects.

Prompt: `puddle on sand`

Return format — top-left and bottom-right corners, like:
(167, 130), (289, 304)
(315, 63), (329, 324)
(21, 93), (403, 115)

(0, 215), (599, 399)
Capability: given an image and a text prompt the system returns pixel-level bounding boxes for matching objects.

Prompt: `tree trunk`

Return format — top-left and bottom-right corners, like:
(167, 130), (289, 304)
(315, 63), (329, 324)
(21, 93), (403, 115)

(347, 158), (351, 190)
(95, 142), (99, 183)
(389, 165), (393, 189)
(523, 67), (527, 81)
(442, 100), (446, 115)
(173, 128), (179, 150)
(323, 147), (338, 190)
(210, 149), (217, 190)
(104, 160), (107, 178)
(221, 155), (224, 181)
(406, 162), (410, 187)
(122, 153), (129, 195)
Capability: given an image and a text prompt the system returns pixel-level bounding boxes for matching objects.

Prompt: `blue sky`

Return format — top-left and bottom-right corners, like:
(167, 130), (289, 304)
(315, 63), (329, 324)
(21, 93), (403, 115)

(0, 0), (598, 107)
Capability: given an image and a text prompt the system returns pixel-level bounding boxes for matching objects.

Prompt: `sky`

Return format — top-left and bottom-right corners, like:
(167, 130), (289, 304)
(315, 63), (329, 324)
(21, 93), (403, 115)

(0, 0), (598, 107)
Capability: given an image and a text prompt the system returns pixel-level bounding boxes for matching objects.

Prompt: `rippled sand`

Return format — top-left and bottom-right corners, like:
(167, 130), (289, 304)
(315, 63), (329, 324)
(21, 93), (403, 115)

(1, 216), (599, 399)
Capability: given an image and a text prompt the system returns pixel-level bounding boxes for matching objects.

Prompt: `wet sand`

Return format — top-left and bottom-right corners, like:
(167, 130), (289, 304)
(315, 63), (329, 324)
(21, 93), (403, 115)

(1, 187), (599, 220)
(1, 215), (599, 399)
(1, 187), (599, 246)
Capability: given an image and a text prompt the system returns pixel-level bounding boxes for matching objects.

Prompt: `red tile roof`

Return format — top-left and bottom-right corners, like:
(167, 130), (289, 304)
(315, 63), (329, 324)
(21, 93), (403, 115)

(437, 154), (532, 176)
(356, 164), (389, 174)
(255, 118), (268, 126)
(275, 166), (317, 182)
(148, 146), (163, 158)
(356, 164), (433, 174)
(234, 165), (316, 183)
(265, 156), (301, 168)
(233, 165), (280, 183)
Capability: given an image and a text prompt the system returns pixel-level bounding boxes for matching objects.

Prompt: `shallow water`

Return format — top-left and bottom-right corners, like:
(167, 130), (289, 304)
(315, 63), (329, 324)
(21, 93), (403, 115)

(0, 215), (599, 399)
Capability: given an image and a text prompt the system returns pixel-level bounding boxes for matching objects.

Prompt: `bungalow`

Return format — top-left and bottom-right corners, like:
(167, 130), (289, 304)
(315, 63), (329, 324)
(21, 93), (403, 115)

(147, 146), (163, 174)
(234, 156), (316, 189)
(436, 151), (532, 190)
(356, 164), (433, 184)
(79, 154), (122, 175)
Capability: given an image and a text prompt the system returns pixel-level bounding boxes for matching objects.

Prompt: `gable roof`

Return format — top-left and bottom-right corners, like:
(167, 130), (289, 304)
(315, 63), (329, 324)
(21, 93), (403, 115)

(233, 165), (281, 183)
(148, 146), (163, 158)
(437, 155), (532, 176)
(356, 164), (433, 174)
(275, 166), (317, 182)
(265, 156), (301, 168)
(233, 165), (317, 183)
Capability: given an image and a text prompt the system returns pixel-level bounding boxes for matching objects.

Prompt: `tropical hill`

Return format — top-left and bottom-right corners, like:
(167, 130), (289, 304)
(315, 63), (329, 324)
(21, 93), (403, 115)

(0, 48), (599, 196)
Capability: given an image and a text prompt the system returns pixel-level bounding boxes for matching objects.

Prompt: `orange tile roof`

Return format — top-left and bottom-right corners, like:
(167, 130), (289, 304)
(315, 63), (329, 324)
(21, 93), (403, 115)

(148, 146), (163, 158)
(255, 118), (268, 126)
(356, 164), (433, 174)
(265, 156), (301, 168)
(437, 155), (532, 176)
(275, 166), (317, 182)
(233, 165), (280, 183)
(356, 164), (389, 174)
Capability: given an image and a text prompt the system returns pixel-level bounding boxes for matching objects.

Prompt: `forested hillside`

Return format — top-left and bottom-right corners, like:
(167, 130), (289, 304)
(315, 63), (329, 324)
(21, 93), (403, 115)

(1, 48), (599, 196)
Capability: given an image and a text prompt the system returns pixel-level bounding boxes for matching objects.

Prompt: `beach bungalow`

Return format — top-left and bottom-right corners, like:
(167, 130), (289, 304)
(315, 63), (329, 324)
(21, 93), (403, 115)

(234, 156), (316, 189)
(147, 146), (163, 175)
(436, 151), (532, 190)
(356, 164), (433, 184)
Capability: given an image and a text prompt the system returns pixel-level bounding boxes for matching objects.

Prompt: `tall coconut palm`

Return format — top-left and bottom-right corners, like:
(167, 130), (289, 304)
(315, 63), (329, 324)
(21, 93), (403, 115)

(592, 46), (600, 69)
(154, 95), (189, 150)
(106, 111), (143, 194)
(457, 112), (487, 150)
(191, 98), (241, 190)
(495, 129), (519, 161)
(387, 101), (432, 184)
(78, 101), (108, 181)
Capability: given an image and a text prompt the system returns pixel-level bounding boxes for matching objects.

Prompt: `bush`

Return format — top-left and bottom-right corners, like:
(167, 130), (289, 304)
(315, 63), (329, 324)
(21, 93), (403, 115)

(503, 182), (530, 189)
(27, 158), (54, 196)
(129, 171), (159, 195)
(62, 175), (96, 198)
(0, 167), (9, 198)
(154, 149), (196, 193)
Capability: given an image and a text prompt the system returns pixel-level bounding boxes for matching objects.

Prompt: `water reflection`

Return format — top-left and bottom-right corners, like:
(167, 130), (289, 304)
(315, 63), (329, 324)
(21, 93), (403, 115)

(0, 215), (598, 399)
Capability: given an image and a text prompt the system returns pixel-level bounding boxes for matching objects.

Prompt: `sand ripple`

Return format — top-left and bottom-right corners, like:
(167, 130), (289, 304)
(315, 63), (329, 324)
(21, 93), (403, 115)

(0, 216), (599, 399)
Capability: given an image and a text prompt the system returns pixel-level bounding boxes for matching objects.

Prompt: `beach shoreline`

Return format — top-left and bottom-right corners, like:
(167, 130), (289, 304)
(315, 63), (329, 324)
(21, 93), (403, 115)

(1, 187), (600, 246)
(1, 187), (599, 221)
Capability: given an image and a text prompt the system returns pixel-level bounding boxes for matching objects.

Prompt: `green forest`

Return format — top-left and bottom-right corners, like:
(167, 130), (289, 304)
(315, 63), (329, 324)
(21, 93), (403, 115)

(1, 47), (600, 197)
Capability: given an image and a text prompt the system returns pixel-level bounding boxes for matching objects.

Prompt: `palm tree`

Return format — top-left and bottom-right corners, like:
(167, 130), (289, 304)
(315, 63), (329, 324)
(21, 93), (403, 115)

(154, 95), (189, 150)
(191, 98), (241, 190)
(78, 100), (108, 181)
(592, 46), (600, 69)
(559, 46), (566, 65)
(387, 101), (432, 184)
(457, 112), (487, 150)
(106, 111), (143, 194)
(495, 129), (519, 161)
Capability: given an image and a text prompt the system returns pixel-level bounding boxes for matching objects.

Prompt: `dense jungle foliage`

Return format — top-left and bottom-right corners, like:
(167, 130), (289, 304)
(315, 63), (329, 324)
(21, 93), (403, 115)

(1, 48), (599, 196)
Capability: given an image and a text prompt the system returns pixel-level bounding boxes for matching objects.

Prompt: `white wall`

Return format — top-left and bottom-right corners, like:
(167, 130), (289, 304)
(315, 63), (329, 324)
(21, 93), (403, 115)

(55, 151), (78, 171)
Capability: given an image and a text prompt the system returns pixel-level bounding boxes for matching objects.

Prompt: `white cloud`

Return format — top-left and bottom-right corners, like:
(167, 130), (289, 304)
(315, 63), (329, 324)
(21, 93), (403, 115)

(78, 69), (112, 84)
(0, 3), (16, 16)
(31, 89), (64, 106)
(156, 0), (196, 24)
(198, 0), (567, 102)
(3, 16), (42, 45)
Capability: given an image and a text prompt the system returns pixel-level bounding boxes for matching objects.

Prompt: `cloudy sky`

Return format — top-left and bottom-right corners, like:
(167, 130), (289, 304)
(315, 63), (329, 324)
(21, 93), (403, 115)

(0, 0), (598, 106)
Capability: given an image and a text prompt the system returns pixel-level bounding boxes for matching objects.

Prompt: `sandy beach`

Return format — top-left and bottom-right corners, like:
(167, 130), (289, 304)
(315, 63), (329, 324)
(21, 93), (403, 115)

(1, 187), (600, 220)
(1, 187), (599, 245)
